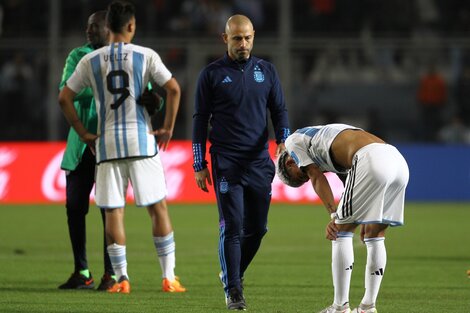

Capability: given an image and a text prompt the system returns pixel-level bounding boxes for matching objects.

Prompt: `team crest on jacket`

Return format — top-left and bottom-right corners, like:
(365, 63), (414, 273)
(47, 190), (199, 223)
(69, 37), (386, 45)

(219, 177), (229, 194)
(253, 65), (264, 83)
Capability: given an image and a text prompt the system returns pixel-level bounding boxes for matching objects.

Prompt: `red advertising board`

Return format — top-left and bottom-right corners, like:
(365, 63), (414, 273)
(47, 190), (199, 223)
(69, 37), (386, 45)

(0, 141), (344, 204)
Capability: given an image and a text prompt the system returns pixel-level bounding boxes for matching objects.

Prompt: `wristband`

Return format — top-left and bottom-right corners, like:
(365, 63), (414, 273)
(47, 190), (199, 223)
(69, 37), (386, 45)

(193, 160), (208, 172)
(330, 212), (338, 220)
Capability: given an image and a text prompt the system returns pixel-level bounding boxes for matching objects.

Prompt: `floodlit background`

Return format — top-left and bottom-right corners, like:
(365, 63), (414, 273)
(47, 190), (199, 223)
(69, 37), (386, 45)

(0, 2), (469, 312)
(2, 0), (470, 143)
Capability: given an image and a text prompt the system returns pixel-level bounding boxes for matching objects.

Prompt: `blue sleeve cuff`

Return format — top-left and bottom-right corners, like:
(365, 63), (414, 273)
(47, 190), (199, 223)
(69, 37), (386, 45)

(276, 128), (291, 144)
(193, 160), (208, 172)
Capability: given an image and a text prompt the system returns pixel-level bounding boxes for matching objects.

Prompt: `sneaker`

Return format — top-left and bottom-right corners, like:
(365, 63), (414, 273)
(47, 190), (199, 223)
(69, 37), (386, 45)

(318, 303), (351, 313)
(107, 276), (130, 294)
(58, 272), (95, 289)
(162, 276), (186, 293)
(226, 287), (246, 311)
(351, 303), (377, 313)
(96, 273), (116, 291)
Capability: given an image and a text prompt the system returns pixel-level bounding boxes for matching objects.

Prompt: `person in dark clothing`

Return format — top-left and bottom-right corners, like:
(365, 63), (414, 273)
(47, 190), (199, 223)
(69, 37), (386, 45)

(192, 14), (290, 311)
(57, 11), (114, 291)
(416, 64), (448, 141)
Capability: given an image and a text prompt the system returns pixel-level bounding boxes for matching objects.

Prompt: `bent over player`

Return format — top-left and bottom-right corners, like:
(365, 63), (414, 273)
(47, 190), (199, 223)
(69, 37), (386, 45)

(58, 0), (185, 294)
(277, 124), (409, 313)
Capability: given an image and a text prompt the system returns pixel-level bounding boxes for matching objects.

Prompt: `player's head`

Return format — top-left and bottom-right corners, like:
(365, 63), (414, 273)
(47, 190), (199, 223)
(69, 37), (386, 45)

(86, 11), (108, 48)
(276, 150), (309, 188)
(222, 15), (255, 62)
(106, 0), (136, 38)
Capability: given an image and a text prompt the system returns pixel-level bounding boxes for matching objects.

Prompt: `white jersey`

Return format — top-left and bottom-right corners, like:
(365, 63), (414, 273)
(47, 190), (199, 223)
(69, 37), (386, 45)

(284, 123), (361, 174)
(67, 42), (172, 163)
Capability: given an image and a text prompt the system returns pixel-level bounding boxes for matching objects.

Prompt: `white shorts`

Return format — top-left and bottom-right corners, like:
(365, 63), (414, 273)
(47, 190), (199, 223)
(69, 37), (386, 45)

(336, 143), (409, 226)
(95, 153), (167, 208)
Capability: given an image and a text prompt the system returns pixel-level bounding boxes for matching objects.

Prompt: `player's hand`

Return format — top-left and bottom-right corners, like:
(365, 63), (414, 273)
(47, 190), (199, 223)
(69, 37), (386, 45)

(140, 87), (163, 116)
(150, 128), (172, 151)
(80, 132), (98, 155)
(275, 142), (286, 157)
(195, 168), (212, 192)
(325, 219), (338, 241)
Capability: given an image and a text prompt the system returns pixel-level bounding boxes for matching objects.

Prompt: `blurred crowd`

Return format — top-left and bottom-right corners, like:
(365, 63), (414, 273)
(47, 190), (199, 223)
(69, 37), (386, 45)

(2, 0), (470, 38)
(1, 0), (470, 143)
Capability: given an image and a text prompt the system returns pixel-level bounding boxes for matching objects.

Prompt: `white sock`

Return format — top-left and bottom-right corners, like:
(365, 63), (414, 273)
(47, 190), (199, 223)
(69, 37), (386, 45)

(332, 232), (354, 307)
(107, 243), (128, 280)
(153, 232), (176, 281)
(361, 237), (386, 306)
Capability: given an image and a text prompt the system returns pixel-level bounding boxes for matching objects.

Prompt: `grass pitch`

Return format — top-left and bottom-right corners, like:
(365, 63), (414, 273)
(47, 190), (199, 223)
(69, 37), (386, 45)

(0, 202), (469, 312)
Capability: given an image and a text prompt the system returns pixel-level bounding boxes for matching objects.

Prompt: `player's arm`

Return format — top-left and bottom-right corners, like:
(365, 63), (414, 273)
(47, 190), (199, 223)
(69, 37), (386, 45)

(59, 49), (93, 102)
(162, 78), (180, 133)
(305, 164), (336, 214)
(266, 64), (290, 156)
(192, 69), (213, 192)
(60, 56), (97, 147)
(58, 86), (97, 147)
(146, 51), (180, 150)
(275, 142), (286, 158)
(304, 164), (339, 240)
(150, 77), (180, 151)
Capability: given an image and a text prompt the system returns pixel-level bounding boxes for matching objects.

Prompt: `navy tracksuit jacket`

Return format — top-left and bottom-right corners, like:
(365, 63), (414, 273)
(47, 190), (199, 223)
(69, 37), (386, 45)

(192, 53), (290, 294)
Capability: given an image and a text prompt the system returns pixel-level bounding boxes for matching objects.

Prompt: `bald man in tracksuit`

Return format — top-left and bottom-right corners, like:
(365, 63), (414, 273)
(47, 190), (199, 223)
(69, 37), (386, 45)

(192, 14), (290, 311)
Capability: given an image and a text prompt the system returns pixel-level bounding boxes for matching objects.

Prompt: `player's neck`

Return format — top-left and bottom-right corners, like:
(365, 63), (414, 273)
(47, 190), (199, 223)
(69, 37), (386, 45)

(110, 33), (132, 44)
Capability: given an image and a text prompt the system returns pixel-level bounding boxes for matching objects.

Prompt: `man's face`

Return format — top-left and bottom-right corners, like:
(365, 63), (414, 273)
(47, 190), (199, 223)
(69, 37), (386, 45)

(285, 156), (309, 184)
(223, 23), (254, 62)
(86, 14), (108, 48)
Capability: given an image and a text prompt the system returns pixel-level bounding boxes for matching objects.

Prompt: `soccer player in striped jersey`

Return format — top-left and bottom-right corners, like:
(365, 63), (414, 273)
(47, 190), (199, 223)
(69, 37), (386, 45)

(276, 124), (409, 313)
(58, 0), (185, 294)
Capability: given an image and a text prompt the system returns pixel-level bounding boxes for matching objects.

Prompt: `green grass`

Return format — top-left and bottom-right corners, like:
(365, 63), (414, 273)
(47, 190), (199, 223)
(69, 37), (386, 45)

(0, 203), (469, 312)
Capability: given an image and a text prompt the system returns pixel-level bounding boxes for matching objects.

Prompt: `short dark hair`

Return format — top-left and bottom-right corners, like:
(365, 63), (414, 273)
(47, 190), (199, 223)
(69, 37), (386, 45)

(106, 0), (135, 33)
(276, 151), (307, 188)
(91, 10), (107, 23)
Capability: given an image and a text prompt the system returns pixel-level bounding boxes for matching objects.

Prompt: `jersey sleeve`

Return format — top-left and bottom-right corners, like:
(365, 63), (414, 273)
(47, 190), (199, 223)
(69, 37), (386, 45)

(285, 136), (314, 168)
(66, 57), (91, 94)
(266, 63), (290, 143)
(148, 50), (172, 87)
(191, 68), (213, 171)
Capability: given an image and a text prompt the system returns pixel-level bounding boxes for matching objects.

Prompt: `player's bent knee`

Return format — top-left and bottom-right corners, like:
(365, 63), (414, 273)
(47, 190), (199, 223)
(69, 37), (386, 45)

(364, 223), (388, 238)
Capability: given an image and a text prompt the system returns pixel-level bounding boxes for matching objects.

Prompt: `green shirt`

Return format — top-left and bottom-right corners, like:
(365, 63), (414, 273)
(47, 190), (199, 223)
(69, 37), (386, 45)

(59, 43), (97, 171)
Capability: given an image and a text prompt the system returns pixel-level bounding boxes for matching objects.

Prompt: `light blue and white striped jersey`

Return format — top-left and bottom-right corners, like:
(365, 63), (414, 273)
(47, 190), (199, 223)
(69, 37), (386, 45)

(67, 42), (172, 163)
(285, 123), (361, 173)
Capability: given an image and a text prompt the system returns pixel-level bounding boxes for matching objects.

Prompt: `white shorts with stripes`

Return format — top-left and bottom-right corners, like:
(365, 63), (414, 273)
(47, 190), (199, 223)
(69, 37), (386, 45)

(336, 143), (409, 226)
(95, 153), (167, 208)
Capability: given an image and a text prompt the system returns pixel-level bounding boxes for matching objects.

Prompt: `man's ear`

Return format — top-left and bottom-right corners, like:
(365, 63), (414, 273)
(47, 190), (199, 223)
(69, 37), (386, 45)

(286, 157), (296, 167)
(221, 33), (228, 44)
(127, 22), (134, 34)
